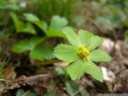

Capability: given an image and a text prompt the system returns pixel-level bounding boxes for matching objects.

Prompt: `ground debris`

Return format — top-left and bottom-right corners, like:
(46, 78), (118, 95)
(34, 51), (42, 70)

(0, 74), (51, 94)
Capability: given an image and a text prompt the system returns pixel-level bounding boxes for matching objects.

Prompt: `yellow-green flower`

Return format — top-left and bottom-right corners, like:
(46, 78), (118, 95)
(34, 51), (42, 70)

(54, 27), (112, 82)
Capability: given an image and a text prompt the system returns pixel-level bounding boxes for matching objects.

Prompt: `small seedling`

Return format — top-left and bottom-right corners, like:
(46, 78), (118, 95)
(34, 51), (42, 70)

(54, 27), (112, 82)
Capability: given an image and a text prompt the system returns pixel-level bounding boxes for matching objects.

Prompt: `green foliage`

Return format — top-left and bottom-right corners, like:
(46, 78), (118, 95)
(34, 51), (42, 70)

(90, 49), (112, 62)
(12, 37), (45, 53)
(54, 44), (78, 62)
(10, 12), (36, 35)
(11, 13), (69, 61)
(23, 13), (48, 34)
(30, 45), (53, 61)
(54, 28), (112, 82)
(24, 13), (68, 38)
(47, 16), (68, 38)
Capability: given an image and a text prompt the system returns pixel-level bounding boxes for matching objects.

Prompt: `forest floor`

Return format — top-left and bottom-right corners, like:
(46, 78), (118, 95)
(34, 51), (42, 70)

(0, 1), (128, 96)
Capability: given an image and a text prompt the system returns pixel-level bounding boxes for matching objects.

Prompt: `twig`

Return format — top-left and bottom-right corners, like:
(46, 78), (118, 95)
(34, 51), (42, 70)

(22, 90), (30, 96)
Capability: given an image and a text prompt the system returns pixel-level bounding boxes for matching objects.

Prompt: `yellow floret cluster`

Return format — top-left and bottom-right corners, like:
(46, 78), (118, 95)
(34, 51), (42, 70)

(77, 46), (90, 61)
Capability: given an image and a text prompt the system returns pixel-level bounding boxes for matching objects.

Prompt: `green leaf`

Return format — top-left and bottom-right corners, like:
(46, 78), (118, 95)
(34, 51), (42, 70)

(16, 89), (25, 96)
(22, 22), (36, 34)
(88, 36), (103, 51)
(47, 28), (65, 38)
(66, 60), (86, 80)
(24, 13), (48, 34)
(10, 12), (36, 35)
(84, 61), (103, 82)
(30, 45), (54, 61)
(12, 37), (45, 53)
(10, 12), (24, 32)
(63, 27), (81, 47)
(49, 15), (68, 29)
(54, 44), (78, 63)
(78, 30), (94, 47)
(47, 16), (68, 38)
(34, 21), (48, 34)
(90, 49), (112, 62)
(23, 13), (39, 22)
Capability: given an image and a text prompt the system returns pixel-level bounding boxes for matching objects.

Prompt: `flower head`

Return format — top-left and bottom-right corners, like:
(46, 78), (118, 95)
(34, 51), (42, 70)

(54, 27), (112, 82)
(77, 46), (90, 61)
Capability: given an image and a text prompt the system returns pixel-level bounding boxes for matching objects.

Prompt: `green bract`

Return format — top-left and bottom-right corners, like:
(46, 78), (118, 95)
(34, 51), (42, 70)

(53, 27), (112, 82)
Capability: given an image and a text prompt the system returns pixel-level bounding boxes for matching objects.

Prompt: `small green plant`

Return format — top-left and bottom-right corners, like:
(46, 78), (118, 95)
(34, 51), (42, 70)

(11, 12), (68, 61)
(54, 27), (112, 82)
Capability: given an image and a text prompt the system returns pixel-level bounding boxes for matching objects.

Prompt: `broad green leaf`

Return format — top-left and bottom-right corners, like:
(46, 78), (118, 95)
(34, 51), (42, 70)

(90, 49), (112, 62)
(78, 30), (94, 47)
(12, 37), (45, 53)
(34, 21), (48, 34)
(23, 13), (39, 22)
(47, 28), (65, 38)
(10, 12), (36, 35)
(16, 89), (25, 96)
(84, 61), (103, 82)
(88, 36), (103, 51)
(10, 12), (24, 32)
(54, 44), (78, 62)
(22, 22), (36, 34)
(63, 27), (81, 47)
(47, 16), (68, 38)
(66, 60), (86, 80)
(30, 45), (54, 61)
(49, 15), (68, 29)
(24, 13), (48, 34)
